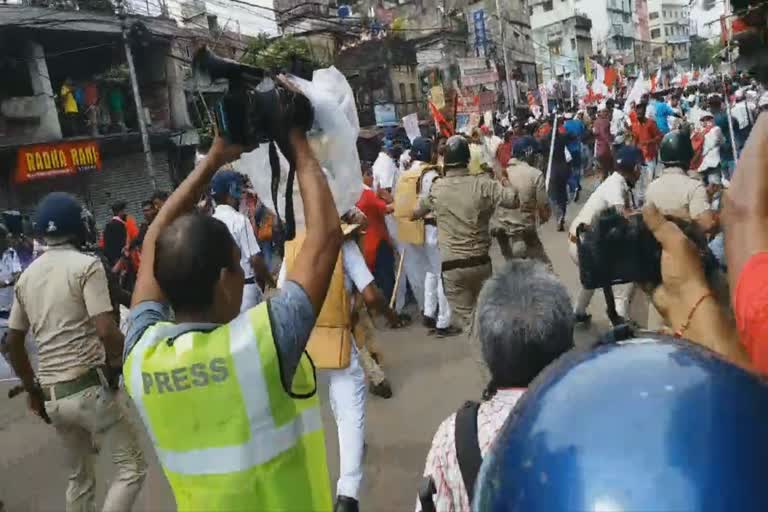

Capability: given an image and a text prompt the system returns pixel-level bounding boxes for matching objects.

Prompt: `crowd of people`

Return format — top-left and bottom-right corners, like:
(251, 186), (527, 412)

(2, 70), (768, 512)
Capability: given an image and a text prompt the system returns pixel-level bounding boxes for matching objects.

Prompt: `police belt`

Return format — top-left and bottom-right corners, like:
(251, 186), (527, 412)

(424, 218), (437, 226)
(244, 277), (256, 285)
(441, 254), (491, 272)
(42, 367), (103, 401)
(0, 310), (9, 320)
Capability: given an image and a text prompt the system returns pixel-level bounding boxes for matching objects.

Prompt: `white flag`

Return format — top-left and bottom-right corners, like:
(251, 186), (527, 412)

(624, 71), (647, 115)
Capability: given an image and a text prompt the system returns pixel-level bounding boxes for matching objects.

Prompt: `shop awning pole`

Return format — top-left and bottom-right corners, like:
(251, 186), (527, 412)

(118, 0), (157, 190)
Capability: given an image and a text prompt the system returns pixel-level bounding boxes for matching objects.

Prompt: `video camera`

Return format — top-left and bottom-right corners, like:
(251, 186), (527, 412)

(192, 47), (314, 148)
(576, 208), (718, 290)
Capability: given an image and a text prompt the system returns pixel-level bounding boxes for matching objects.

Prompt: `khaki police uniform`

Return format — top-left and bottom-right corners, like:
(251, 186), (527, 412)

(644, 166), (712, 329)
(418, 168), (519, 326)
(491, 158), (551, 265)
(9, 245), (146, 511)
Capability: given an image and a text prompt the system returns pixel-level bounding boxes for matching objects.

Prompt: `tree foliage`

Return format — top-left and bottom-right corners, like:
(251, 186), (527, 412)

(242, 34), (322, 71)
(690, 36), (721, 69)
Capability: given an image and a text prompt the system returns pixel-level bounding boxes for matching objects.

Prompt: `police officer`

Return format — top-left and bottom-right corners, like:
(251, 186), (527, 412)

(645, 131), (717, 234)
(125, 127), (341, 510)
(491, 141), (551, 264)
(412, 135), (519, 327)
(5, 192), (146, 511)
(394, 136), (459, 336)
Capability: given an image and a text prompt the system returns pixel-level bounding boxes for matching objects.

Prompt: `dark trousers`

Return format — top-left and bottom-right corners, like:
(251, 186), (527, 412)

(549, 171), (569, 222)
(373, 240), (396, 304)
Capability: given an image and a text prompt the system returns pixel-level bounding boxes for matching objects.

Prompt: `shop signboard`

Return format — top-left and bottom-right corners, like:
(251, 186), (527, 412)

(374, 103), (398, 127)
(15, 140), (101, 183)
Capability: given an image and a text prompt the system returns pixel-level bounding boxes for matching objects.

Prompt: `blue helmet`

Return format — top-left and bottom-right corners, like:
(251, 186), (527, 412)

(474, 335), (768, 512)
(211, 170), (243, 200)
(615, 145), (644, 171)
(411, 136), (433, 163)
(34, 192), (86, 242)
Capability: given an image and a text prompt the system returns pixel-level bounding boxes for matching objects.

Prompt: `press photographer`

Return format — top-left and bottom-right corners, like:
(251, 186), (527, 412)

(120, 50), (346, 509)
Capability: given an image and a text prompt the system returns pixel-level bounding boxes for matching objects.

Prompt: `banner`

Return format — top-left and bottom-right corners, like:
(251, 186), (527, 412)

(402, 113), (420, 142)
(16, 140), (101, 183)
(458, 57), (499, 87)
(430, 85), (446, 110)
(374, 103), (398, 127)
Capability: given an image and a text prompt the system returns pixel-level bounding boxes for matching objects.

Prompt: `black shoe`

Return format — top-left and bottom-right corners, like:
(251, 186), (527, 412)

(369, 379), (393, 399)
(435, 325), (462, 338)
(557, 219), (566, 232)
(573, 187), (581, 203)
(335, 496), (359, 512)
(574, 313), (592, 324)
(423, 316), (436, 329)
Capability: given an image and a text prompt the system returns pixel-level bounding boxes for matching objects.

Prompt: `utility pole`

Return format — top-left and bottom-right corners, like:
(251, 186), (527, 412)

(116, 0), (157, 190)
(494, 0), (516, 111)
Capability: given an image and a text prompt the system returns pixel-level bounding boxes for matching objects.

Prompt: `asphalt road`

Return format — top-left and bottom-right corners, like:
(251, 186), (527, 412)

(0, 178), (622, 511)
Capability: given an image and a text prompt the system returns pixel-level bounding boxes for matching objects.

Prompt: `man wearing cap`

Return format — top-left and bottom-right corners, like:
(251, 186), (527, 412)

(732, 89), (755, 152)
(491, 142), (551, 264)
(696, 110), (725, 176)
(211, 169), (274, 311)
(569, 146), (644, 326)
(412, 136), (519, 327)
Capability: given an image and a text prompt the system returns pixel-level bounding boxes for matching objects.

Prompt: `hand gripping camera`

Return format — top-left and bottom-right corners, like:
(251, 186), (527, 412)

(192, 47), (315, 240)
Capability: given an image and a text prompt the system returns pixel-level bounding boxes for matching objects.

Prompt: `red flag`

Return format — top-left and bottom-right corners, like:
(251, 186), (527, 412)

(429, 101), (453, 137)
(604, 66), (618, 88)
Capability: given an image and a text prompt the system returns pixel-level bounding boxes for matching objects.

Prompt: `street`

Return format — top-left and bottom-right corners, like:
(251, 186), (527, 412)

(0, 180), (620, 511)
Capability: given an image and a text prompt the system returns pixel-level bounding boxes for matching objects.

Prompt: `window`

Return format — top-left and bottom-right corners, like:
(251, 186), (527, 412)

(543, 0), (553, 11)
(550, 43), (561, 55)
(399, 83), (406, 102)
(665, 26), (669, 36)
(649, 11), (659, 19)
(651, 28), (661, 38)
(410, 83), (417, 102)
(571, 38), (576, 50)
(623, 13), (630, 22)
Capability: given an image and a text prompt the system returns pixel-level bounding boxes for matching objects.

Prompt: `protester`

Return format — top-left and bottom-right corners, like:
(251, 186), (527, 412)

(709, 94), (737, 178)
(593, 103), (614, 181)
(357, 164), (396, 299)
(417, 260), (574, 512)
(696, 111), (725, 175)
(563, 109), (586, 202)
(629, 101), (663, 203)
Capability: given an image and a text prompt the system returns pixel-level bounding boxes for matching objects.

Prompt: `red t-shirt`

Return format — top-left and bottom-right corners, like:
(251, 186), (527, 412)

(631, 118), (662, 162)
(735, 251), (768, 373)
(356, 188), (390, 270)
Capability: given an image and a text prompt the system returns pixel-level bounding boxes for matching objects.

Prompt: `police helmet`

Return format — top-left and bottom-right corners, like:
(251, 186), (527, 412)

(443, 135), (470, 168)
(659, 130), (695, 168)
(34, 192), (86, 242)
(615, 145), (643, 171)
(411, 136), (433, 163)
(211, 170), (243, 200)
(474, 335), (768, 512)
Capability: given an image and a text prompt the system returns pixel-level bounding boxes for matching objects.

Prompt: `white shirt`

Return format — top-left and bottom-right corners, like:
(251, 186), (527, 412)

(372, 152), (398, 192)
(570, 172), (631, 236)
(277, 240), (374, 295)
(212, 204), (260, 279)
(610, 108), (627, 137)
(732, 101), (752, 130)
(698, 125), (725, 172)
(0, 248), (21, 312)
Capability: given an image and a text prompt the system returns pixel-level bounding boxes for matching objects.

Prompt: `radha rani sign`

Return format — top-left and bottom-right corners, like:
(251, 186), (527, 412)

(15, 140), (101, 183)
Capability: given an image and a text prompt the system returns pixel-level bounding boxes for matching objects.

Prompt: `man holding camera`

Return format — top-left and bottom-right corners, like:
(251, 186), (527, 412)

(569, 146), (644, 326)
(412, 135), (519, 327)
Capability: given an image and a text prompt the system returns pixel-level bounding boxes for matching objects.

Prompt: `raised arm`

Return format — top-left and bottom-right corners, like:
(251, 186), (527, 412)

(131, 137), (246, 306)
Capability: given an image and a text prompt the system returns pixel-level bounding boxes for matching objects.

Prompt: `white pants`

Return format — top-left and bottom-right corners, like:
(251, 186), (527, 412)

(325, 344), (367, 500)
(394, 243), (428, 315)
(569, 241), (634, 318)
(424, 243), (451, 329)
(240, 282), (263, 312)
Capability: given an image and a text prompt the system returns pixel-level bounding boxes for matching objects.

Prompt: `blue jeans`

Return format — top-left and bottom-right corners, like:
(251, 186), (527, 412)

(567, 152), (582, 196)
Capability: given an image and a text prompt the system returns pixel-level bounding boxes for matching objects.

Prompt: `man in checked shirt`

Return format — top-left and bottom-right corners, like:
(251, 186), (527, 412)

(416, 260), (574, 511)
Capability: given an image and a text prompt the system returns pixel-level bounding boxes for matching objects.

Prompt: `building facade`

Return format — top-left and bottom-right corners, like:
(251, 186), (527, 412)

(0, 6), (196, 226)
(529, 1), (593, 82)
(648, 0), (691, 69)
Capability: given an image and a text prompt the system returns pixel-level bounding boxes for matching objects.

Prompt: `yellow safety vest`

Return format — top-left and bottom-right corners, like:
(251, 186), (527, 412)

(284, 229), (352, 369)
(123, 303), (332, 512)
(394, 163), (437, 245)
